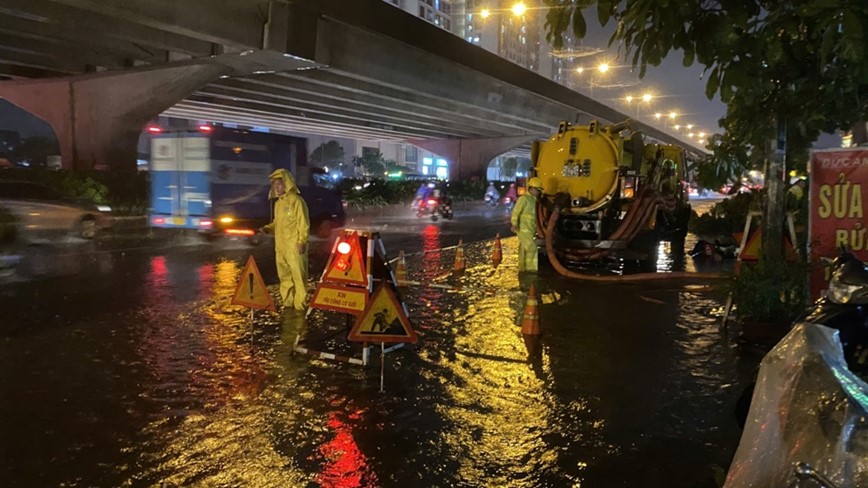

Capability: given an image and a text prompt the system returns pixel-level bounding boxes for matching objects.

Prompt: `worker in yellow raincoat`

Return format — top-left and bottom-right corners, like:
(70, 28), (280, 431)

(261, 169), (310, 310)
(511, 177), (543, 273)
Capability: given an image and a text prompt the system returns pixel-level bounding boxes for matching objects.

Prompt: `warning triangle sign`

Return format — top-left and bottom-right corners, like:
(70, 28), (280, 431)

(322, 231), (369, 287)
(231, 256), (276, 311)
(739, 229), (798, 261)
(348, 284), (417, 344)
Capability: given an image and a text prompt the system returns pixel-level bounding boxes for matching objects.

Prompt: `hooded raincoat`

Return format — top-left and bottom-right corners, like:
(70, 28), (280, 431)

(263, 169), (310, 310)
(510, 191), (539, 272)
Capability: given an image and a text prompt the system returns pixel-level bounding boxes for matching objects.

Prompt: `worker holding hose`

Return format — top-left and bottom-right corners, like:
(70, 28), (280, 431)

(511, 177), (543, 273)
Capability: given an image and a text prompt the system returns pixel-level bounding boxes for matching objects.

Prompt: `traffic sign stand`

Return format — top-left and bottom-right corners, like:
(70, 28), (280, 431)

(293, 229), (410, 369)
(230, 256), (277, 346)
(721, 211), (799, 329)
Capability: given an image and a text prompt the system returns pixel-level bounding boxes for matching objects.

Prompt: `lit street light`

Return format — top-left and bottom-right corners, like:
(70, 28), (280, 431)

(511, 2), (527, 16)
(480, 8), (491, 18)
(624, 92), (653, 118)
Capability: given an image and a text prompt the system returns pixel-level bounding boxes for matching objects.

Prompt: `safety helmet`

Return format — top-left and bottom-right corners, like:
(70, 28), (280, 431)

(527, 177), (543, 189)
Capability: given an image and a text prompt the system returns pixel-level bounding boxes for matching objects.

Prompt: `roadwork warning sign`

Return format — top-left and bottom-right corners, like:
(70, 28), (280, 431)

(322, 231), (369, 287)
(310, 283), (368, 315)
(348, 284), (417, 343)
(231, 256), (276, 311)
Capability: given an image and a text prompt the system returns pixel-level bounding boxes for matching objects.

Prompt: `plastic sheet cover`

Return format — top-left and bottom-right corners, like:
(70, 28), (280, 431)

(725, 323), (868, 487)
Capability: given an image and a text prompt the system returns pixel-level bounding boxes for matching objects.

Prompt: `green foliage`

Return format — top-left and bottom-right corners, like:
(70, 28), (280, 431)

(0, 168), (148, 215)
(353, 151), (387, 177)
(0, 168), (108, 202)
(544, 0), (868, 199)
(729, 258), (809, 324)
(309, 140), (345, 167)
(501, 157), (519, 179)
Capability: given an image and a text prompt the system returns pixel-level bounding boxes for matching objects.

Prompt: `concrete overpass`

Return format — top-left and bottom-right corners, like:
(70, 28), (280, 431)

(0, 0), (706, 178)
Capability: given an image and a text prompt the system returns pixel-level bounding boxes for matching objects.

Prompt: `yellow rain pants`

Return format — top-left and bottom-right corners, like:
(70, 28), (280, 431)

(511, 192), (539, 272)
(264, 169), (310, 310)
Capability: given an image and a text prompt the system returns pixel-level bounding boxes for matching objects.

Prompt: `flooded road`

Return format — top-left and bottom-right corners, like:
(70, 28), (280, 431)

(1, 199), (758, 487)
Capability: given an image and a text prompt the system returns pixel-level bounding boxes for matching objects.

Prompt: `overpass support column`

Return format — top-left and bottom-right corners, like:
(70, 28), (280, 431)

(0, 64), (229, 172)
(409, 135), (538, 181)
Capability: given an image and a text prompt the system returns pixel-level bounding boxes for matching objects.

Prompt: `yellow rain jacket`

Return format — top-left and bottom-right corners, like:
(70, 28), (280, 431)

(263, 169), (310, 310)
(511, 192), (539, 272)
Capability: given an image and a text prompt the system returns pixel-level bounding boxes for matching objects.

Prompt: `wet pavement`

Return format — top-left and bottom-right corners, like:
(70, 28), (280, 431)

(0, 199), (760, 487)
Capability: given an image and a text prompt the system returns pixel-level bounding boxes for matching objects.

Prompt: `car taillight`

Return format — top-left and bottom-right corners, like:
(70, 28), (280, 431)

(225, 228), (254, 236)
(152, 217), (165, 225)
(199, 219), (213, 227)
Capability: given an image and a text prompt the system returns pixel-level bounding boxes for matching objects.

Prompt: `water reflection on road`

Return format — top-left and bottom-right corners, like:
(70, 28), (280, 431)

(1, 201), (757, 487)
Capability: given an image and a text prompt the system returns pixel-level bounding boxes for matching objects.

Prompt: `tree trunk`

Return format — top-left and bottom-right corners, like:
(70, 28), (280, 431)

(762, 117), (786, 264)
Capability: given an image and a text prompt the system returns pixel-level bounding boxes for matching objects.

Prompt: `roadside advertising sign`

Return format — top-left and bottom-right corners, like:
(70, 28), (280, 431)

(809, 149), (868, 299)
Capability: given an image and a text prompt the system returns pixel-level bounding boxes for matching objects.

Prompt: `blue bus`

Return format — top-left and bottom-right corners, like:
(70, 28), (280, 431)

(149, 126), (345, 242)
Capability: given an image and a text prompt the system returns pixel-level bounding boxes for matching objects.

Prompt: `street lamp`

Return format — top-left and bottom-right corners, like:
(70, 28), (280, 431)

(511, 2), (527, 16)
(624, 93), (653, 117)
(579, 63), (610, 97)
(480, 8), (491, 18)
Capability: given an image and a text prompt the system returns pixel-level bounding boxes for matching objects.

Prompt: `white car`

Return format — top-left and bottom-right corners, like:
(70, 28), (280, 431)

(0, 180), (112, 241)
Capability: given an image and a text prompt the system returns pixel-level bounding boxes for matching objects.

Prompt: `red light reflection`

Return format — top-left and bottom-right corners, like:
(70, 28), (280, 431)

(316, 412), (378, 488)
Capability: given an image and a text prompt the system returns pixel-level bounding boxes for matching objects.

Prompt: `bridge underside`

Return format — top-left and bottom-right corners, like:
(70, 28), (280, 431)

(0, 0), (704, 176)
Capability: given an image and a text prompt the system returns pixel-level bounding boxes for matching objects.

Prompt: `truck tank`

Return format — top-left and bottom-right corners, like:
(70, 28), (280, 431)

(532, 120), (691, 266)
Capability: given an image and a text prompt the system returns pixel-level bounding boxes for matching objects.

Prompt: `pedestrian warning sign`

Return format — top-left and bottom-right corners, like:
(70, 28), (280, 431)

(322, 231), (369, 287)
(310, 283), (368, 315)
(348, 284), (417, 343)
(231, 256), (276, 311)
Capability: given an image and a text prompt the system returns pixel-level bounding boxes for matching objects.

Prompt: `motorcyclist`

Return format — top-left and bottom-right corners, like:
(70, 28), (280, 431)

(505, 183), (517, 202)
(503, 183), (518, 210)
(485, 183), (500, 206)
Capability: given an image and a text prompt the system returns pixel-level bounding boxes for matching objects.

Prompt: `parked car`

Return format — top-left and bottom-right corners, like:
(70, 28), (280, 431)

(0, 180), (112, 241)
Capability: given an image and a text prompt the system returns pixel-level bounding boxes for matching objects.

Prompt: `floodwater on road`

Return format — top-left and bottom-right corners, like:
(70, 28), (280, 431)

(0, 200), (757, 487)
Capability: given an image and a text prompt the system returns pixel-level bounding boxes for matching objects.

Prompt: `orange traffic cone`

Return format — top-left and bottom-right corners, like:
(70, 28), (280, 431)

(491, 234), (503, 268)
(395, 250), (407, 286)
(453, 239), (465, 273)
(520, 284), (540, 336)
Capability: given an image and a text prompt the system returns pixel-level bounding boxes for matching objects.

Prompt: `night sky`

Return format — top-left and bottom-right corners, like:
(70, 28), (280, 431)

(0, 100), (54, 139)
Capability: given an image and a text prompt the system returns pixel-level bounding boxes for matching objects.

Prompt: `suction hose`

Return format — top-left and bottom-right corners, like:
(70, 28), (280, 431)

(543, 207), (724, 282)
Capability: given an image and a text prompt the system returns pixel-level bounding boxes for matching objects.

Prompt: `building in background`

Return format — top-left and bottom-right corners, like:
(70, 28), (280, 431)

(461, 0), (542, 72)
(383, 0), (455, 32)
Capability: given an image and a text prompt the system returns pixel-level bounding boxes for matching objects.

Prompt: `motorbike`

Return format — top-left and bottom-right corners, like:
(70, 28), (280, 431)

(728, 251), (868, 487)
(484, 192), (500, 208)
(801, 251), (868, 372)
(416, 195), (453, 222)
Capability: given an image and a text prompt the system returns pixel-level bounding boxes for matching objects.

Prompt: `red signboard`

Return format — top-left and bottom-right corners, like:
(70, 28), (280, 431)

(809, 149), (868, 299)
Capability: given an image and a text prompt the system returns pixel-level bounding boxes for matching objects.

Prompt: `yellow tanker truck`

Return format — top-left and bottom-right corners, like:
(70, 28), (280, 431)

(531, 120), (691, 268)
